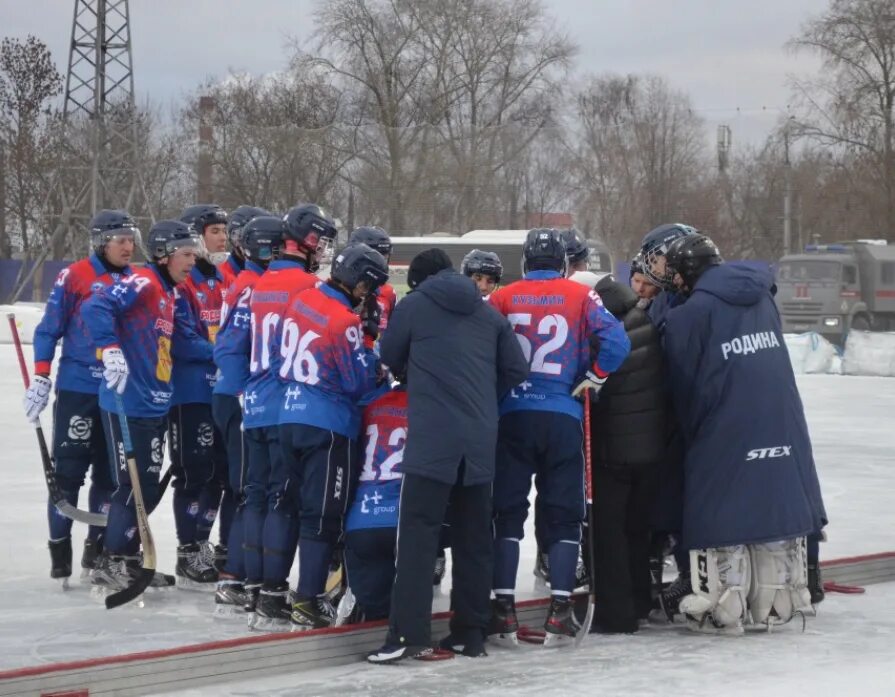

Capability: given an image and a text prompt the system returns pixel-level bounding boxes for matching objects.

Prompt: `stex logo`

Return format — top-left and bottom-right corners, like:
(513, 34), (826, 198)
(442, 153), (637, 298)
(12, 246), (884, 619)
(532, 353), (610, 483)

(746, 446), (792, 461)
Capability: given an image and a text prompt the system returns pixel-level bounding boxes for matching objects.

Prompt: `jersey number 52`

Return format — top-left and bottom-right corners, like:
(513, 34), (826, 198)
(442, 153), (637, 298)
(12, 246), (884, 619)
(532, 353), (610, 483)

(507, 313), (569, 375)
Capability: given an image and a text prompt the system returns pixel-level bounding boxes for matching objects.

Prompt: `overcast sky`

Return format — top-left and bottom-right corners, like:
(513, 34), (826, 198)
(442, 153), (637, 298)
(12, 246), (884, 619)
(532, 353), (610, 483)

(1, 0), (828, 146)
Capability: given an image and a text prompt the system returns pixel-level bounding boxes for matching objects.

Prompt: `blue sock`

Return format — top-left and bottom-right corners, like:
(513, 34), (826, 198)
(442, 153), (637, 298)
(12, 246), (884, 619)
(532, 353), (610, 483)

(297, 538), (332, 598)
(105, 500), (137, 555)
(218, 489), (236, 547)
(222, 509), (246, 579)
(242, 506), (265, 584)
(196, 484), (221, 542)
(173, 489), (200, 545)
(493, 537), (520, 594)
(48, 491), (76, 540)
(261, 510), (298, 586)
(547, 540), (579, 595)
(87, 486), (112, 541)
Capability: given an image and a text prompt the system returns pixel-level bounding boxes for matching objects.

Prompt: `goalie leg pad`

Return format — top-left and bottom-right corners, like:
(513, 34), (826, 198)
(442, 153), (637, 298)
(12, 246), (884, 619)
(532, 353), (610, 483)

(747, 536), (811, 626)
(679, 546), (750, 630)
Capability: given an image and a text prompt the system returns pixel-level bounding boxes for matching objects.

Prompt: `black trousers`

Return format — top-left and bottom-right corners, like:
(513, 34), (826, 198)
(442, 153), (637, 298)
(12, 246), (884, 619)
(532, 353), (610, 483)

(591, 465), (656, 629)
(388, 470), (492, 647)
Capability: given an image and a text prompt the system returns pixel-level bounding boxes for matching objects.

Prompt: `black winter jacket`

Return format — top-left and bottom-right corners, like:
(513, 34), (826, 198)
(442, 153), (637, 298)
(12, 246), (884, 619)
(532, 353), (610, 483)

(380, 269), (529, 486)
(590, 278), (666, 470)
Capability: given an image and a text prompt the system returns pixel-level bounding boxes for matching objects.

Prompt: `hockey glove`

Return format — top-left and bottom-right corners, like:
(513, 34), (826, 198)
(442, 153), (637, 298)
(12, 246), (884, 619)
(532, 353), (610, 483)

(360, 294), (382, 341)
(22, 374), (52, 422)
(571, 370), (607, 399)
(101, 347), (129, 395)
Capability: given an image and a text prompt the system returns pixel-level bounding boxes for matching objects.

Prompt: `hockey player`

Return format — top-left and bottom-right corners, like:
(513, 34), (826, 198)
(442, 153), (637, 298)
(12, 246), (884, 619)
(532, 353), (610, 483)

(243, 204), (337, 627)
(347, 226), (396, 351)
(343, 381), (407, 622)
(461, 249), (503, 299)
(25, 210), (136, 583)
(561, 228), (589, 275)
(629, 253), (660, 304)
(488, 228), (630, 644)
(638, 223), (697, 618)
(217, 205), (271, 293)
(662, 233), (827, 634)
(263, 243), (386, 630)
(82, 220), (201, 592)
(164, 204), (230, 589)
(212, 214), (282, 615)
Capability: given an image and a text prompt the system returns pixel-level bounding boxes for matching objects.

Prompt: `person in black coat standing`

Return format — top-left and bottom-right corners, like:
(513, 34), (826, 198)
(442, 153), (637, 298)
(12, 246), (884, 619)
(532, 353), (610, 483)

(368, 249), (529, 663)
(585, 275), (666, 633)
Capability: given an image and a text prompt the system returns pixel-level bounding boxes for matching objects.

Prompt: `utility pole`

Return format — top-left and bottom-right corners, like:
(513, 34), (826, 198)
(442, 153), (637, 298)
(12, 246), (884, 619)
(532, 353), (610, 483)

(783, 120), (793, 256)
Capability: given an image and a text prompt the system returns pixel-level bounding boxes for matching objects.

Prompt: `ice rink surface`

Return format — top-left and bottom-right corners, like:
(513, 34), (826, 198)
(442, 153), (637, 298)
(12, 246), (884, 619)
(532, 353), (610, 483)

(164, 583), (895, 697)
(0, 345), (892, 692)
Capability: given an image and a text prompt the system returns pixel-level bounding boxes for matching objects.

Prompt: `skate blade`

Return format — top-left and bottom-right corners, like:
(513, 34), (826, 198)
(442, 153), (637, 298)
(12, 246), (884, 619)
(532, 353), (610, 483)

(542, 632), (574, 648)
(685, 618), (744, 636)
(80, 568), (94, 582)
(213, 603), (246, 619)
(175, 577), (217, 593)
(89, 584), (146, 608)
(487, 631), (519, 648)
(289, 622), (328, 633)
(250, 616), (290, 632)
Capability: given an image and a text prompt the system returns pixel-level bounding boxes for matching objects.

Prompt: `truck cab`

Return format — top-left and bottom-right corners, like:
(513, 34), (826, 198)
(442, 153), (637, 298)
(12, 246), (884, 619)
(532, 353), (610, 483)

(775, 241), (895, 345)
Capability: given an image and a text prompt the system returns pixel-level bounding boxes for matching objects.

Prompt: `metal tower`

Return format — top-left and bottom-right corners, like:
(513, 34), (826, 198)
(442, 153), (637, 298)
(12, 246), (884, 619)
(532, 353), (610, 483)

(11, 0), (146, 301)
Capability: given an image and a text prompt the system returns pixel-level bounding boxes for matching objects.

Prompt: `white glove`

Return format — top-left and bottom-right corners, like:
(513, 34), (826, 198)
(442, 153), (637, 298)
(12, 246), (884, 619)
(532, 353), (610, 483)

(101, 347), (129, 395)
(572, 370), (607, 398)
(23, 374), (52, 422)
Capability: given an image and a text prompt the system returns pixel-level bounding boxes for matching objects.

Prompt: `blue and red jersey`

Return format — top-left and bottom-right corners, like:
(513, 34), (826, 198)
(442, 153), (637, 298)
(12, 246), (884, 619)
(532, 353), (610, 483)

(170, 264), (222, 406)
(276, 283), (379, 438)
(219, 255), (242, 297)
(363, 282), (398, 350)
(489, 269), (630, 420)
(345, 386), (407, 532)
(243, 259), (318, 428)
(33, 254), (131, 394)
(82, 265), (180, 417)
(213, 260), (264, 397)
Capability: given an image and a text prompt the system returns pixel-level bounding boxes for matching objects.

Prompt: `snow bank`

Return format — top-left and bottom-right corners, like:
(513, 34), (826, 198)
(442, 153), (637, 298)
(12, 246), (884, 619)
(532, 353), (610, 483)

(0, 303), (44, 345)
(843, 330), (895, 377)
(784, 332), (838, 374)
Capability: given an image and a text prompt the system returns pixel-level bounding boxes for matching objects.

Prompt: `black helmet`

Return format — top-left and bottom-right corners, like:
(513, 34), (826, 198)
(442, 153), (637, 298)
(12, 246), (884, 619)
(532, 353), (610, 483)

(629, 252), (646, 278)
(241, 216), (283, 267)
(522, 228), (566, 274)
(89, 209), (139, 254)
(330, 243), (389, 293)
(664, 233), (723, 292)
(283, 204), (337, 252)
(461, 249), (503, 282)
(145, 220), (201, 262)
(639, 223), (698, 289)
(349, 225), (392, 259)
(180, 204), (228, 235)
(228, 205), (272, 248)
(560, 228), (589, 265)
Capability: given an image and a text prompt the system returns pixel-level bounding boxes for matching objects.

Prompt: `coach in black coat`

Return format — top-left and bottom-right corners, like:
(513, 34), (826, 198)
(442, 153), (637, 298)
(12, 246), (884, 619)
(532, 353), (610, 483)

(588, 276), (666, 633)
(373, 249), (528, 660)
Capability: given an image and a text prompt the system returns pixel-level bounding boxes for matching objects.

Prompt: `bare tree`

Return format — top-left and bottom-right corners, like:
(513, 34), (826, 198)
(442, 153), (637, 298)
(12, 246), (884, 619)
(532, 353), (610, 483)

(571, 74), (705, 258)
(0, 35), (62, 258)
(788, 0), (895, 240)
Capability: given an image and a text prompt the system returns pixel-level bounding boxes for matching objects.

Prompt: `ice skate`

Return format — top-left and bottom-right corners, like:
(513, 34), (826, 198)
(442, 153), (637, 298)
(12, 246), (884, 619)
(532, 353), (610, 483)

(290, 594), (335, 631)
(175, 543), (218, 592)
(80, 537), (103, 581)
(543, 596), (580, 647)
(487, 595), (519, 647)
(48, 537), (72, 589)
(251, 585), (291, 631)
(214, 575), (247, 618)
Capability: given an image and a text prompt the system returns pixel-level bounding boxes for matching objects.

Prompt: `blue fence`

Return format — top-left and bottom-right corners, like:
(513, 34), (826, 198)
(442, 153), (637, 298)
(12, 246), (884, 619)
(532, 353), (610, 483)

(0, 259), (73, 303)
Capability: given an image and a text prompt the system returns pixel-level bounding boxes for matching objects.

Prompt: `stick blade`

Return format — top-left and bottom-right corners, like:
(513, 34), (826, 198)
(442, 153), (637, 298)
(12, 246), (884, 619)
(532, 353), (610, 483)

(105, 567), (154, 609)
(55, 500), (107, 527)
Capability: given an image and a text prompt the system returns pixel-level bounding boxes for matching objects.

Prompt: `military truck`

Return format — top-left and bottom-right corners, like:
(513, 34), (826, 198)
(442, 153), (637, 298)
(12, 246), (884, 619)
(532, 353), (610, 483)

(775, 240), (895, 345)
